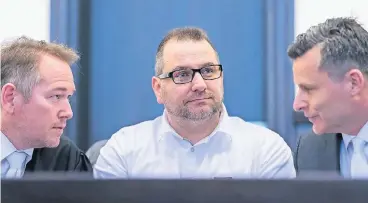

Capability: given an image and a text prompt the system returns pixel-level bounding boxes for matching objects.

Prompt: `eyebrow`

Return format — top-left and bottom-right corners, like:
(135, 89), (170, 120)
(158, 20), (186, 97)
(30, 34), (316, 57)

(298, 83), (317, 89)
(172, 62), (217, 72)
(50, 87), (76, 93)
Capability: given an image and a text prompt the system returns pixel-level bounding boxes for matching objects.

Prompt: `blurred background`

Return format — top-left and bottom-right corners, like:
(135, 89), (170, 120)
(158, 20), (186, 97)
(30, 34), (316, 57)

(1, 0), (367, 151)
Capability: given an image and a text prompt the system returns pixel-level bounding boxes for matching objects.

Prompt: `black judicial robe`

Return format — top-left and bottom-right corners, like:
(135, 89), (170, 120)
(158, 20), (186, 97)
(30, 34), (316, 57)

(24, 136), (93, 174)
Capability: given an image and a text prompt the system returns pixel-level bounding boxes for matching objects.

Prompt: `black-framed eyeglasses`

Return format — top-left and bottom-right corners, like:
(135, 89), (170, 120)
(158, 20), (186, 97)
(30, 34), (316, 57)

(157, 64), (223, 84)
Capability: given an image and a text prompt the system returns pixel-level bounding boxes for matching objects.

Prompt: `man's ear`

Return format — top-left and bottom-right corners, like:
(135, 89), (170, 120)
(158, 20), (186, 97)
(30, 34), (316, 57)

(152, 76), (164, 104)
(1, 83), (18, 114)
(345, 69), (365, 96)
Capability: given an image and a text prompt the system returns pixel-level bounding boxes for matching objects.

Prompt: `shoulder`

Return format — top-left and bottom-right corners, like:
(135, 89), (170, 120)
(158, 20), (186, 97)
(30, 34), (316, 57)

(36, 136), (85, 159)
(28, 136), (92, 172)
(110, 117), (160, 142)
(101, 117), (161, 152)
(298, 131), (323, 143)
(58, 135), (85, 154)
(224, 117), (291, 156)
(297, 132), (338, 150)
(294, 132), (340, 160)
(226, 116), (283, 142)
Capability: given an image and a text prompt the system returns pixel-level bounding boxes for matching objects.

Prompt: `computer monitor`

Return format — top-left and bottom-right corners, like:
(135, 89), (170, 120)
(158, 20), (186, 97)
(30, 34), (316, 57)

(2, 173), (368, 203)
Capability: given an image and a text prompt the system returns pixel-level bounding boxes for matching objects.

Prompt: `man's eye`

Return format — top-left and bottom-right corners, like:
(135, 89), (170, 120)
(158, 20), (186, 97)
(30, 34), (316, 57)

(51, 95), (62, 100)
(301, 87), (312, 92)
(174, 71), (191, 78)
(202, 68), (214, 74)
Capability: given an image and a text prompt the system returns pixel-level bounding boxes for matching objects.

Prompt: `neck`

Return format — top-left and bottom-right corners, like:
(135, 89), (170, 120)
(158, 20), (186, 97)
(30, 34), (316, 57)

(343, 100), (368, 135)
(348, 119), (368, 136)
(166, 111), (221, 145)
(1, 119), (30, 150)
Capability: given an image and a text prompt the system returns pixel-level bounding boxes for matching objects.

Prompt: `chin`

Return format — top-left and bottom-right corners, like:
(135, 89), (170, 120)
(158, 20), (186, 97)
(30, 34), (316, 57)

(45, 138), (61, 148)
(190, 103), (212, 110)
(191, 105), (209, 110)
(312, 124), (327, 135)
(190, 108), (213, 115)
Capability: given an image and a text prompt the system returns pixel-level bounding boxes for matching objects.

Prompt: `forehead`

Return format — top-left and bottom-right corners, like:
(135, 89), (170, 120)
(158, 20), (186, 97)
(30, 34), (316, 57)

(292, 46), (327, 84)
(162, 39), (218, 71)
(37, 54), (75, 89)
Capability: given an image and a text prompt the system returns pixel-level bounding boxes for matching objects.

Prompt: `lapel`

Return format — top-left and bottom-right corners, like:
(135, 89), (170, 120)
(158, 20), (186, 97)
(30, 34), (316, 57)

(297, 133), (342, 172)
(316, 133), (342, 171)
(24, 148), (41, 172)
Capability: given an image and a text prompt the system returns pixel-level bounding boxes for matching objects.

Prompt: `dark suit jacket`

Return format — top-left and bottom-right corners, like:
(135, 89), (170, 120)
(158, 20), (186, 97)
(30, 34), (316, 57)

(24, 136), (93, 174)
(294, 132), (342, 175)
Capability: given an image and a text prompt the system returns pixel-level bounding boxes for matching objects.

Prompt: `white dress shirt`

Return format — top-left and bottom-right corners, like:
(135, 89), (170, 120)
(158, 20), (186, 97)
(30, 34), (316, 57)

(94, 106), (296, 179)
(341, 121), (368, 178)
(1, 132), (33, 179)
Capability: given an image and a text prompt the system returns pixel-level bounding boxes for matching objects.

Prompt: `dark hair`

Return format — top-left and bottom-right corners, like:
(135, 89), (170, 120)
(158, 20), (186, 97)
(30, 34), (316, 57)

(287, 17), (368, 80)
(155, 27), (218, 75)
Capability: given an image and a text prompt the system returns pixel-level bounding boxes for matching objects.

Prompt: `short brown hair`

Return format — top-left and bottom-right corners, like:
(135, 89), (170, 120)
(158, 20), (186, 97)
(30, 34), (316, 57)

(155, 27), (218, 76)
(1, 36), (80, 99)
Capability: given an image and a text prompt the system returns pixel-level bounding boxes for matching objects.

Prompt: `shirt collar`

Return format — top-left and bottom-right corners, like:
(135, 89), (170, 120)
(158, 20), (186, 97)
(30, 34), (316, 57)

(1, 131), (34, 162)
(342, 121), (368, 150)
(157, 104), (232, 143)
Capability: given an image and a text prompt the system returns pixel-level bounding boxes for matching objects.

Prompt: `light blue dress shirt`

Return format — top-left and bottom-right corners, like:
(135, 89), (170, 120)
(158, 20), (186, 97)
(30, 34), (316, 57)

(1, 132), (33, 178)
(340, 122), (368, 178)
(94, 105), (296, 179)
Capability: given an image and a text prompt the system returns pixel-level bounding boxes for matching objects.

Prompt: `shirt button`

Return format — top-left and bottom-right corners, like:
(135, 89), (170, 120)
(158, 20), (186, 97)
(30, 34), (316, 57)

(190, 147), (195, 152)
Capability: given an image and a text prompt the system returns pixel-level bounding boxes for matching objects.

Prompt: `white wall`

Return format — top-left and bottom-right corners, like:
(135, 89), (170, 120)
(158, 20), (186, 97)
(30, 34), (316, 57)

(0, 0), (50, 43)
(295, 0), (368, 36)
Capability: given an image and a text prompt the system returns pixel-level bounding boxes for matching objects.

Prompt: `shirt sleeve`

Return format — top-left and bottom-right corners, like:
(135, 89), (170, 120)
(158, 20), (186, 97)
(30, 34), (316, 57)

(93, 132), (129, 179)
(257, 134), (296, 179)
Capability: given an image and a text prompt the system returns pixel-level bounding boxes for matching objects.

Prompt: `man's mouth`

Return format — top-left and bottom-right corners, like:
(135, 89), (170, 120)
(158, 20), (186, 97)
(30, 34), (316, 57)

(53, 125), (66, 130)
(187, 97), (211, 103)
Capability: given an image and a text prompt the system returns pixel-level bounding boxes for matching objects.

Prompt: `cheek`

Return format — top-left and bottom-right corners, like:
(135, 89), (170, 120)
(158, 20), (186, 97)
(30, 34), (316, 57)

(164, 86), (188, 101)
(17, 106), (48, 129)
(26, 100), (55, 120)
(311, 90), (343, 115)
(308, 95), (322, 110)
(207, 82), (223, 98)
(310, 96), (328, 113)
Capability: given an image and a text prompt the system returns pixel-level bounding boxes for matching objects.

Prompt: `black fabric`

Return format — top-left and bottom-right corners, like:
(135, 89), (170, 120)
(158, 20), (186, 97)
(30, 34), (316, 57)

(294, 132), (342, 173)
(3, 179), (368, 203)
(24, 136), (92, 174)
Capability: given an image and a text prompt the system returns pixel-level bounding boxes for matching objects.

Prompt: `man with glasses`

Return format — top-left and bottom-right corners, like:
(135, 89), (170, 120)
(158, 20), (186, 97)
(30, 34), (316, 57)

(94, 27), (295, 179)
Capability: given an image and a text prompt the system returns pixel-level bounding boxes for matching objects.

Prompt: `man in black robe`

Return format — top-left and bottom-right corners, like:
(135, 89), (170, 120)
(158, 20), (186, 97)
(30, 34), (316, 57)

(1, 36), (92, 178)
(25, 136), (92, 173)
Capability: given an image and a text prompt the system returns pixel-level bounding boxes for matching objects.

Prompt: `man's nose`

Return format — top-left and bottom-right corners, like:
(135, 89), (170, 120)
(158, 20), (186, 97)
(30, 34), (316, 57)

(191, 72), (207, 92)
(293, 94), (307, 112)
(59, 100), (73, 120)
